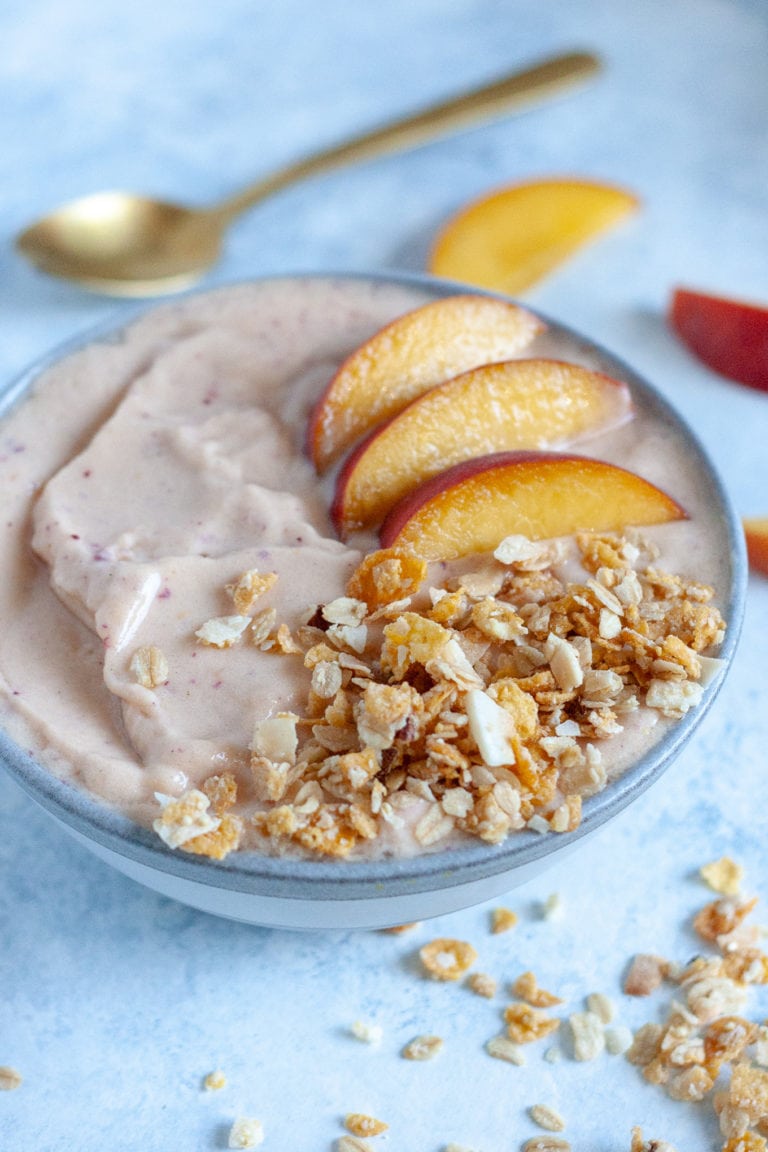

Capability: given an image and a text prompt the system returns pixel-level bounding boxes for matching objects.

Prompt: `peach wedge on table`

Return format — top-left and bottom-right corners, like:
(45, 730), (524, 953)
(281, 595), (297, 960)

(379, 451), (687, 562)
(307, 294), (544, 470)
(331, 358), (633, 535)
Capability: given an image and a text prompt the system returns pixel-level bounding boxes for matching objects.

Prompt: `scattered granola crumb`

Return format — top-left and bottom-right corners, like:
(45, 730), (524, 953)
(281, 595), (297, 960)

(521, 1138), (571, 1151)
(344, 1113), (388, 1137)
(382, 922), (420, 934)
(624, 954), (667, 996)
(630, 1129), (679, 1152)
(402, 1034), (443, 1061)
(350, 1020), (383, 1045)
(467, 971), (497, 999)
(542, 893), (563, 921)
(486, 1035), (526, 1065)
(544, 1046), (562, 1064)
(693, 895), (758, 943)
(203, 1069), (226, 1091)
(605, 1025), (633, 1055)
(444, 1145), (480, 1152)
(568, 1011), (605, 1061)
(491, 907), (518, 934)
(505, 1003), (560, 1044)
(336, 1137), (373, 1152)
(0, 1066), (22, 1091)
(227, 1117), (264, 1149)
(586, 992), (614, 1023)
(529, 1104), (566, 1132)
(513, 971), (562, 1007)
(700, 856), (744, 896)
(420, 938), (478, 981)
(625, 874), (768, 1146)
(129, 644), (168, 688)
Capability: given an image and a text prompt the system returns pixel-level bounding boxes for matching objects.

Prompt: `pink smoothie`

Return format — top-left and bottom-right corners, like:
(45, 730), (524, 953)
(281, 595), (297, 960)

(0, 278), (728, 857)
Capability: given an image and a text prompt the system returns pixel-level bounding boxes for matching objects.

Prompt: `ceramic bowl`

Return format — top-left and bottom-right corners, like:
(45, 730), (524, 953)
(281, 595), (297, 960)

(0, 273), (747, 930)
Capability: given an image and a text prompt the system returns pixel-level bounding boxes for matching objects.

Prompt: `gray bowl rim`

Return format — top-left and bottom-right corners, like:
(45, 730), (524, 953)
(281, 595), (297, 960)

(0, 270), (748, 902)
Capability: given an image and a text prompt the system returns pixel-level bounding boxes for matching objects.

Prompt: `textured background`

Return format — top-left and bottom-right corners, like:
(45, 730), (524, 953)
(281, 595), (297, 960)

(1, 1), (768, 1149)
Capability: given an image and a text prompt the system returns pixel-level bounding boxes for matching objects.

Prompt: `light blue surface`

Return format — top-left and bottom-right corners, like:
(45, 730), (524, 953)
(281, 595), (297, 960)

(1, 2), (768, 1149)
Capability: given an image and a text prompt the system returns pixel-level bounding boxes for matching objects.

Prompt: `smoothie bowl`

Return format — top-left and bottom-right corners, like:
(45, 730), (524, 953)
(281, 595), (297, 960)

(0, 273), (746, 929)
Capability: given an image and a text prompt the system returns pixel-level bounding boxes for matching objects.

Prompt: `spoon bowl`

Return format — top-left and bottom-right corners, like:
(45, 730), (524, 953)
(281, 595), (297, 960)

(14, 51), (600, 296)
(16, 192), (224, 295)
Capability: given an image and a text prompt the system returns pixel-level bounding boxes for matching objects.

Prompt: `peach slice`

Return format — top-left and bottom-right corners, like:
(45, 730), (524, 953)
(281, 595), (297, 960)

(743, 518), (768, 576)
(307, 294), (543, 470)
(669, 287), (768, 393)
(429, 178), (639, 295)
(380, 451), (686, 561)
(332, 358), (633, 536)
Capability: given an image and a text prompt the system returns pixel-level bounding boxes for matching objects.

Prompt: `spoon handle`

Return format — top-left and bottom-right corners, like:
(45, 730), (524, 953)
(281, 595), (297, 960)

(212, 50), (601, 222)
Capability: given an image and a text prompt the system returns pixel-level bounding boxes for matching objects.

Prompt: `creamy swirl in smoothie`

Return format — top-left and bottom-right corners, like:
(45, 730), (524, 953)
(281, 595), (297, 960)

(0, 278), (728, 860)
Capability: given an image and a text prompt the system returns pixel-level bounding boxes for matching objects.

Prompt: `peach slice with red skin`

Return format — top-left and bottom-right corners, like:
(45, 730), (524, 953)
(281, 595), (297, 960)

(670, 287), (768, 393)
(743, 518), (768, 576)
(307, 294), (544, 470)
(332, 358), (633, 536)
(380, 451), (686, 562)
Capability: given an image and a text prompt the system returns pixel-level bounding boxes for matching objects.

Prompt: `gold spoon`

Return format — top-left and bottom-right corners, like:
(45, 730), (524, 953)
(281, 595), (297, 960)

(15, 50), (600, 297)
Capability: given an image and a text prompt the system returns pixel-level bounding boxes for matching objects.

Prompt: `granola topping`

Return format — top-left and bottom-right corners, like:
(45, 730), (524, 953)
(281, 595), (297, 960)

(156, 530), (725, 860)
